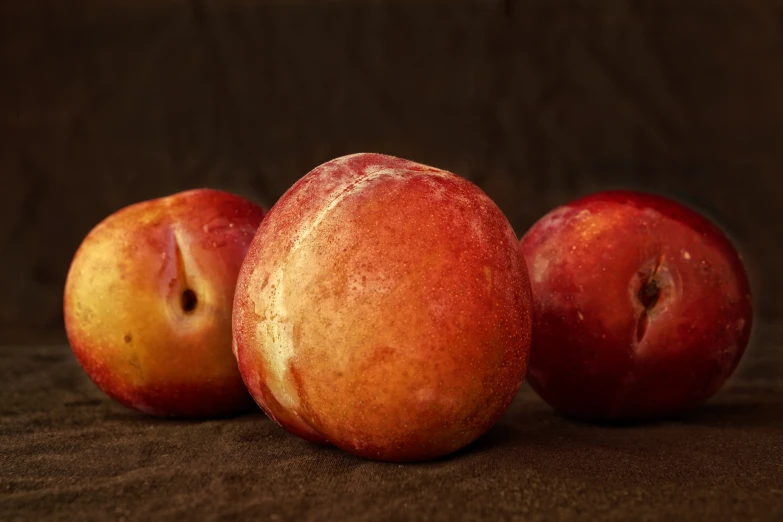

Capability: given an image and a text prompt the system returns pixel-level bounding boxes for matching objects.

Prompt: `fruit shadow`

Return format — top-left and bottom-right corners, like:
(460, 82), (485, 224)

(101, 403), (269, 424)
(433, 394), (783, 465)
(541, 397), (782, 431)
(667, 399), (783, 429)
(99, 391), (781, 467)
(420, 404), (588, 465)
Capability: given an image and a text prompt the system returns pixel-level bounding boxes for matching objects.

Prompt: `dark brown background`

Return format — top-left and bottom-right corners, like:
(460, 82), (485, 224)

(2, 0), (783, 344)
(2, 2), (783, 521)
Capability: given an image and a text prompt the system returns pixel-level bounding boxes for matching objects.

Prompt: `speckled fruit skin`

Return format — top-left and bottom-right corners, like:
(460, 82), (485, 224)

(232, 153), (532, 462)
(520, 190), (753, 420)
(64, 189), (266, 418)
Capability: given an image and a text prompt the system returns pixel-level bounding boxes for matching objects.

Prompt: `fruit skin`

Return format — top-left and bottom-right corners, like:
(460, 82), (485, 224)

(232, 153), (532, 462)
(64, 188), (266, 418)
(520, 190), (753, 420)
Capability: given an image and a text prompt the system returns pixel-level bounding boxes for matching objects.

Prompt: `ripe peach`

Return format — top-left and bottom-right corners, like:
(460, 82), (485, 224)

(64, 189), (266, 417)
(520, 190), (753, 420)
(232, 153), (532, 461)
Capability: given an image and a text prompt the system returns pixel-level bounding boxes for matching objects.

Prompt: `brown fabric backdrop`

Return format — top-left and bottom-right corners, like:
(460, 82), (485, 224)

(2, 0), (783, 343)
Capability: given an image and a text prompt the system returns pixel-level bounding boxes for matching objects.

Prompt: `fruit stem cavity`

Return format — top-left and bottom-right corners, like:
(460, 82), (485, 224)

(181, 289), (198, 313)
(638, 279), (661, 311)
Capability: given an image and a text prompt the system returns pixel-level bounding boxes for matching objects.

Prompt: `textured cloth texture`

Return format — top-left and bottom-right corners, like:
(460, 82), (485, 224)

(2, 325), (782, 521)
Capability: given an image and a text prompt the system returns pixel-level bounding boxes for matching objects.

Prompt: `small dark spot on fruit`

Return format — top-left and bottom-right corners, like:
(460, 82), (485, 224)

(181, 289), (198, 313)
(124, 333), (132, 343)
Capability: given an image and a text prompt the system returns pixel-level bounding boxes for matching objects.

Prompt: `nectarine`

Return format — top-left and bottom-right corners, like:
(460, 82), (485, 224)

(520, 190), (753, 420)
(233, 153), (532, 461)
(64, 189), (265, 417)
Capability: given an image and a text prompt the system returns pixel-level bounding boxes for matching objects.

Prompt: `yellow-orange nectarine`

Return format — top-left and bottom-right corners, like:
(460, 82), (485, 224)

(64, 189), (265, 417)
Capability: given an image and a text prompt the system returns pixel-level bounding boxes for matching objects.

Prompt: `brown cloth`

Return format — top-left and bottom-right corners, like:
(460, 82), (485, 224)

(2, 325), (781, 521)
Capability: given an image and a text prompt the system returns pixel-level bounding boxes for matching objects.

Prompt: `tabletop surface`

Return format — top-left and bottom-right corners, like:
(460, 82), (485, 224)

(2, 325), (782, 522)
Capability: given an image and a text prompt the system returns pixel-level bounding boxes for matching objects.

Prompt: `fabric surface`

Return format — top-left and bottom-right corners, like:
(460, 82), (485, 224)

(3, 0), (783, 345)
(2, 326), (781, 521)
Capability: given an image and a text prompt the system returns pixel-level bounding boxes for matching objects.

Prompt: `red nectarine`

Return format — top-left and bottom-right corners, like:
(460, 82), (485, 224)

(233, 153), (532, 461)
(520, 190), (753, 420)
